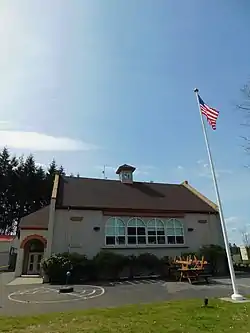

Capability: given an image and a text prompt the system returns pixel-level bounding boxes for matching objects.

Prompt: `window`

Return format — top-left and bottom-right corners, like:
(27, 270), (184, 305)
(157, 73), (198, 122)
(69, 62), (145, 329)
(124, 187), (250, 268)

(147, 219), (166, 244)
(166, 219), (184, 244)
(105, 217), (126, 245)
(127, 218), (146, 245)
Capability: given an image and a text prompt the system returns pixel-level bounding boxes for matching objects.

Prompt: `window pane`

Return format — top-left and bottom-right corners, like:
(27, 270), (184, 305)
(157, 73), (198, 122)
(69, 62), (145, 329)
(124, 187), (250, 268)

(167, 228), (175, 236)
(116, 220), (124, 227)
(175, 228), (184, 236)
(106, 236), (115, 245)
(156, 220), (164, 228)
(128, 227), (136, 235)
(148, 236), (157, 244)
(106, 227), (115, 236)
(136, 219), (145, 227)
(128, 236), (136, 244)
(167, 236), (176, 244)
(128, 219), (137, 227)
(137, 227), (146, 235)
(118, 227), (125, 235)
(176, 236), (184, 244)
(174, 220), (183, 228)
(157, 230), (165, 235)
(106, 219), (116, 227)
(148, 221), (155, 228)
(157, 236), (166, 244)
(148, 230), (156, 236)
(166, 219), (174, 228)
(117, 236), (125, 244)
(138, 236), (146, 244)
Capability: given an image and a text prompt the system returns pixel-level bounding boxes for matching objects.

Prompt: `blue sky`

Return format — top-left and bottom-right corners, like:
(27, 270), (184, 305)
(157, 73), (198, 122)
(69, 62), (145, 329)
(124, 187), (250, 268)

(0, 1), (250, 243)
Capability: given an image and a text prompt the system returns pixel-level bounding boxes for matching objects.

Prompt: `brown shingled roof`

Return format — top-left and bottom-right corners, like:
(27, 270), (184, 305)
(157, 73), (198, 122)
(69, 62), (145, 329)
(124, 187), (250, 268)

(56, 176), (217, 213)
(19, 205), (50, 229)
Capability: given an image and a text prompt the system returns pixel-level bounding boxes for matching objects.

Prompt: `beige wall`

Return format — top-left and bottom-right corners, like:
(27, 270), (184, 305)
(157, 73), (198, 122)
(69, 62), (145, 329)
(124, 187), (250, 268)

(0, 241), (12, 270)
(15, 229), (48, 277)
(52, 209), (224, 259)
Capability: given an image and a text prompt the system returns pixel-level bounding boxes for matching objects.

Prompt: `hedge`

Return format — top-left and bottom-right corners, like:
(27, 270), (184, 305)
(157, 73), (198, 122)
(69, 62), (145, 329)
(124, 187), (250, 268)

(41, 245), (226, 284)
(41, 251), (170, 283)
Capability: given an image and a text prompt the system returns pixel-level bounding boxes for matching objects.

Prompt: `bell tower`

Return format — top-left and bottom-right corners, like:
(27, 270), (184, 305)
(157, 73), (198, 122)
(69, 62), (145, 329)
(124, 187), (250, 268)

(116, 164), (136, 184)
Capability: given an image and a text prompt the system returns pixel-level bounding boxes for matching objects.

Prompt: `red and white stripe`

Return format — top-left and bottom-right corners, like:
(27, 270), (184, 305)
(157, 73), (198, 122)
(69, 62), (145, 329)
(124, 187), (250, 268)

(200, 104), (219, 130)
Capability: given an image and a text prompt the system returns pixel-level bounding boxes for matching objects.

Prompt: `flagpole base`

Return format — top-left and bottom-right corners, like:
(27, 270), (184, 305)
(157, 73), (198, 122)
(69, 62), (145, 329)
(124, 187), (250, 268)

(231, 293), (245, 301)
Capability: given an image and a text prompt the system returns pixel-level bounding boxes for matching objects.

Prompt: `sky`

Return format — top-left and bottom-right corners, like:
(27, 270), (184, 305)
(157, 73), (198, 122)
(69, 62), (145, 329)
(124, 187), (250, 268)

(0, 0), (250, 244)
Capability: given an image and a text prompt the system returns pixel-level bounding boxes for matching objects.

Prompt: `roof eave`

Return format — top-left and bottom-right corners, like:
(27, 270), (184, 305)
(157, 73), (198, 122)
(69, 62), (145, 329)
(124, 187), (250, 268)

(181, 181), (218, 212)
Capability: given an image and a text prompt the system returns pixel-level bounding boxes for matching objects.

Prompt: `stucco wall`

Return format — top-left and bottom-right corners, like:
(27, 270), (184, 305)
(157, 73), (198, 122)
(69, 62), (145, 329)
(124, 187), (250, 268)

(0, 241), (11, 270)
(52, 209), (224, 259)
(15, 229), (48, 277)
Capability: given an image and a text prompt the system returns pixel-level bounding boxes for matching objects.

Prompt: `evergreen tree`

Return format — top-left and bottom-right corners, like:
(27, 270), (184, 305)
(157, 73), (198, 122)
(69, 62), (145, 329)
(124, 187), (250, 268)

(0, 148), (66, 234)
(0, 148), (18, 234)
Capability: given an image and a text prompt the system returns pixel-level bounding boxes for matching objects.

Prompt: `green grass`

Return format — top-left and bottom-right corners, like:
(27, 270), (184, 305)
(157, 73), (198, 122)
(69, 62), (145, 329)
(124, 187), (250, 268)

(1, 298), (250, 332)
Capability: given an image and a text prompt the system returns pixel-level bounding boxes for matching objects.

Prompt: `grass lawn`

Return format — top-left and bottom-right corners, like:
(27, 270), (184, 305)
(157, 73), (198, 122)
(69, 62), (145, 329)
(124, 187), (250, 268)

(1, 298), (250, 333)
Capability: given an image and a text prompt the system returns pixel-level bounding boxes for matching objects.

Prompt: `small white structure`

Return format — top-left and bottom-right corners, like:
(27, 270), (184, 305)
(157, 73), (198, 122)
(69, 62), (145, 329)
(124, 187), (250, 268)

(0, 235), (14, 270)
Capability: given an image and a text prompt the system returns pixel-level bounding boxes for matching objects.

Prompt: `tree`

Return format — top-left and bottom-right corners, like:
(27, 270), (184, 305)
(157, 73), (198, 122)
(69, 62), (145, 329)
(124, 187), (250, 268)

(237, 83), (250, 161)
(241, 229), (250, 247)
(0, 148), (66, 234)
(0, 148), (19, 234)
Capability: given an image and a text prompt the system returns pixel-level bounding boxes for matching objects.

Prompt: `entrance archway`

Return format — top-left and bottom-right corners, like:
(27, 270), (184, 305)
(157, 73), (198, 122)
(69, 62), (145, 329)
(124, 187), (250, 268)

(22, 237), (46, 275)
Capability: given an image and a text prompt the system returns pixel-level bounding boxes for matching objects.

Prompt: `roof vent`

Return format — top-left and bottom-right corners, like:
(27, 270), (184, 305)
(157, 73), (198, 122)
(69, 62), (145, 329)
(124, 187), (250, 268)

(116, 164), (136, 184)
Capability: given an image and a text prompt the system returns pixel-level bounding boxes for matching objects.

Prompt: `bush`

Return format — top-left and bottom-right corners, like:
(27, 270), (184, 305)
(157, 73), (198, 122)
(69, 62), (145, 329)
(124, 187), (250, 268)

(199, 244), (227, 275)
(135, 253), (161, 275)
(42, 254), (72, 283)
(42, 251), (179, 283)
(62, 252), (94, 282)
(93, 251), (126, 280)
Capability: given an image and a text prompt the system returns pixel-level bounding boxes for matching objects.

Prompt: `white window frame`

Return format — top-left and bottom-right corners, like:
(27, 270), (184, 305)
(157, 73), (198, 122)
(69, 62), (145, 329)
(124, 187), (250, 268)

(166, 218), (185, 245)
(103, 217), (185, 248)
(127, 217), (146, 245)
(147, 218), (166, 245)
(105, 217), (126, 246)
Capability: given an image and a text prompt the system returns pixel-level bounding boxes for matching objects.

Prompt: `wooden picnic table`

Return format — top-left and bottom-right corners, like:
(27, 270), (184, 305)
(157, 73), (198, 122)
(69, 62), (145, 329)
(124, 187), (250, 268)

(178, 268), (204, 284)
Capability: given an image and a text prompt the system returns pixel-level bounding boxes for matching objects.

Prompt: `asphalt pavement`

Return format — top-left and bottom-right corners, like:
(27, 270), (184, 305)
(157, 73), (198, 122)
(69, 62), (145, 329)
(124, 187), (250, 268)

(1, 277), (250, 316)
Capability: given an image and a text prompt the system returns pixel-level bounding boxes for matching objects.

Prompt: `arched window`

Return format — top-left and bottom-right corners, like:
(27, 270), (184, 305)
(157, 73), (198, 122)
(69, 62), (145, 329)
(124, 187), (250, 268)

(127, 218), (146, 245)
(147, 219), (166, 244)
(105, 217), (125, 245)
(166, 219), (184, 244)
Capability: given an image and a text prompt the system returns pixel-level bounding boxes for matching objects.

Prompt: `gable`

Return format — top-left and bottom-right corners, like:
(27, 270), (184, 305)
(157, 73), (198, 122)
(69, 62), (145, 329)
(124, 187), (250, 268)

(19, 206), (50, 229)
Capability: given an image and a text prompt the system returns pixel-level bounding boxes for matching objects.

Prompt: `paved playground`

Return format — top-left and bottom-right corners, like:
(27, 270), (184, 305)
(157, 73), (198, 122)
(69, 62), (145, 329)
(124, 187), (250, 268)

(0, 275), (250, 316)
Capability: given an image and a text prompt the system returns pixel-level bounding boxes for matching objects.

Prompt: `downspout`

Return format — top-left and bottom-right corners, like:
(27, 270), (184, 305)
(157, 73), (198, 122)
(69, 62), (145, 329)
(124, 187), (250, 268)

(44, 174), (60, 258)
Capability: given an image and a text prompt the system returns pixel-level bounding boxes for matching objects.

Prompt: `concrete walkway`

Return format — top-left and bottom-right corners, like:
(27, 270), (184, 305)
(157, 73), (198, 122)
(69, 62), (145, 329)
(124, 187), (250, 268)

(213, 276), (250, 288)
(7, 277), (43, 286)
(0, 272), (15, 285)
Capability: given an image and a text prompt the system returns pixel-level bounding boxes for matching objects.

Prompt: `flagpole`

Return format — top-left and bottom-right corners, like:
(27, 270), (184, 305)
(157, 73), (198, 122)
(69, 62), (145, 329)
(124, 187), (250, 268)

(194, 88), (244, 301)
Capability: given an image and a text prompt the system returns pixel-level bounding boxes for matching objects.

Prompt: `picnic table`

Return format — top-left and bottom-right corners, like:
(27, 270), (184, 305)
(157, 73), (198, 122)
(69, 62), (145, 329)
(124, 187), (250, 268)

(173, 256), (211, 284)
(178, 268), (204, 284)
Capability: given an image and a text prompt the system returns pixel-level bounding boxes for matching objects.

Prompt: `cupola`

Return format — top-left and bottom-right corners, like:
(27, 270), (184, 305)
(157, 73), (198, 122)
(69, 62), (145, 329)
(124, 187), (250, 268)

(116, 164), (136, 184)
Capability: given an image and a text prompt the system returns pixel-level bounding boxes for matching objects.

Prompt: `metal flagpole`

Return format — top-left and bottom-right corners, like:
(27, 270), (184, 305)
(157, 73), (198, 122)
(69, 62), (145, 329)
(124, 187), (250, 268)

(194, 88), (244, 301)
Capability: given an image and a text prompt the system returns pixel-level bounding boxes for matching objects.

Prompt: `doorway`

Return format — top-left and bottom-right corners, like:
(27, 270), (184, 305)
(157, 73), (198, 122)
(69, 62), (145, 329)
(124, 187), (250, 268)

(27, 253), (43, 275)
(22, 238), (45, 275)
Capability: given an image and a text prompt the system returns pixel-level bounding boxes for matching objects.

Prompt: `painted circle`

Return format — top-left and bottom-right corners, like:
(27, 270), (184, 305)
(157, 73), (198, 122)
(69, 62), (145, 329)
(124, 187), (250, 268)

(8, 285), (105, 304)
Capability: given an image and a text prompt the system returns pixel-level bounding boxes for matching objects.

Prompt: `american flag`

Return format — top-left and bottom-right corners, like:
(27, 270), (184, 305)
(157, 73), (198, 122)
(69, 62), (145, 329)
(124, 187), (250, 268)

(198, 94), (219, 130)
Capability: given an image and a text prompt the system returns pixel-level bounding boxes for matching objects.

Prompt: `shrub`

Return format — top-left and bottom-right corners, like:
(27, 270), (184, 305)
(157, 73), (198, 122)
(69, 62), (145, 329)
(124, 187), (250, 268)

(93, 251), (126, 280)
(41, 254), (72, 283)
(199, 244), (227, 275)
(62, 252), (94, 282)
(136, 253), (160, 272)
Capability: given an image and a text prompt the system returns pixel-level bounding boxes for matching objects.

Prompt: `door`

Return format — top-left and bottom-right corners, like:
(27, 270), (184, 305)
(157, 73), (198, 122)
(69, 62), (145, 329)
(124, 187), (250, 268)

(27, 253), (43, 275)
